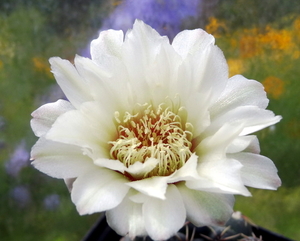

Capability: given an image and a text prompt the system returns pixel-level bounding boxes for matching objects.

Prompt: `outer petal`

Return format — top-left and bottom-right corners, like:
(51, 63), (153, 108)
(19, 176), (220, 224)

(49, 57), (93, 108)
(226, 135), (260, 154)
(126, 176), (169, 200)
(121, 20), (178, 105)
(125, 158), (159, 179)
(64, 178), (76, 192)
(46, 110), (100, 147)
(191, 123), (251, 194)
(143, 184), (186, 240)
(210, 75), (269, 119)
(229, 152), (281, 189)
(168, 154), (200, 183)
(106, 190), (147, 239)
(90, 29), (124, 66)
(71, 168), (129, 214)
(94, 157), (159, 180)
(177, 182), (234, 226)
(31, 99), (74, 137)
(195, 122), (244, 158)
(207, 106), (282, 137)
(192, 158), (251, 196)
(74, 55), (130, 113)
(172, 28), (215, 58)
(173, 29), (228, 109)
(31, 137), (94, 179)
(46, 102), (115, 158)
(94, 158), (126, 173)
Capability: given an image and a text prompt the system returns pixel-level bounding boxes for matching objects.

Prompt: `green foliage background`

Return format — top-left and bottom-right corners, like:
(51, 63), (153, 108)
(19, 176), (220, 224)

(0, 1), (299, 240)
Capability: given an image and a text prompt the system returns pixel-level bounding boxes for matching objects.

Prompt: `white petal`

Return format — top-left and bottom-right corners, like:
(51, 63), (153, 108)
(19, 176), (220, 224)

(229, 152), (281, 189)
(177, 182), (234, 226)
(190, 45), (228, 107)
(168, 154), (200, 183)
(91, 29), (124, 65)
(49, 57), (93, 108)
(243, 136), (260, 154)
(94, 158), (159, 180)
(227, 135), (260, 154)
(106, 190), (147, 238)
(210, 75), (269, 118)
(94, 158), (126, 173)
(195, 158), (251, 196)
(31, 137), (94, 179)
(208, 106), (282, 136)
(240, 113), (282, 135)
(31, 99), (74, 137)
(71, 168), (129, 214)
(172, 29), (228, 107)
(143, 184), (186, 240)
(64, 178), (76, 192)
(172, 28), (215, 58)
(129, 192), (148, 203)
(121, 20), (175, 105)
(73, 55), (133, 115)
(184, 93), (211, 137)
(183, 175), (223, 192)
(125, 158), (159, 180)
(196, 122), (244, 157)
(46, 110), (99, 147)
(46, 102), (114, 158)
(126, 176), (169, 200)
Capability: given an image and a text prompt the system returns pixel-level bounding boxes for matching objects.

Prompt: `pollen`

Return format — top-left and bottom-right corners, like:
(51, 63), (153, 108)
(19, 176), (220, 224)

(109, 103), (193, 178)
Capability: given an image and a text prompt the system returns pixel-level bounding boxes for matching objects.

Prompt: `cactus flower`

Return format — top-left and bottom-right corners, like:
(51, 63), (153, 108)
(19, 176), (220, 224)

(30, 20), (281, 240)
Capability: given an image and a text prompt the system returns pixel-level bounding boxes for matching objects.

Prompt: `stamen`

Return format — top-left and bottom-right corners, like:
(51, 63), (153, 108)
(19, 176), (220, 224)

(109, 103), (193, 178)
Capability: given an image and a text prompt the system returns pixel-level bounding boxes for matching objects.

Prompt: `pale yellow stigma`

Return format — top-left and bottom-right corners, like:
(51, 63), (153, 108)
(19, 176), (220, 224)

(109, 103), (193, 179)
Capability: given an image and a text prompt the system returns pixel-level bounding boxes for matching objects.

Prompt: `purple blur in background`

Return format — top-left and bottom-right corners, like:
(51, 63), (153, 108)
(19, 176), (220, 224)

(81, 0), (203, 57)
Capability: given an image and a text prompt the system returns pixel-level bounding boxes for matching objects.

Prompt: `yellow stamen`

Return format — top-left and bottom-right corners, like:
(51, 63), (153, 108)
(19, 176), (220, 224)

(109, 103), (193, 178)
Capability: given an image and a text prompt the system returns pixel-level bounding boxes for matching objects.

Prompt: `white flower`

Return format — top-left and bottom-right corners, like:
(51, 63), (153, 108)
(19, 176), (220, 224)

(30, 20), (281, 240)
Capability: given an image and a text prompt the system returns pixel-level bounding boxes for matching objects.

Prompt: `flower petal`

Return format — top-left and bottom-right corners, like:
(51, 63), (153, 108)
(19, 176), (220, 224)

(31, 137), (94, 179)
(31, 99), (74, 137)
(229, 152), (281, 189)
(46, 109), (99, 147)
(172, 28), (215, 58)
(227, 135), (260, 154)
(106, 190), (147, 239)
(125, 158), (159, 179)
(177, 183), (234, 226)
(168, 154), (200, 183)
(208, 106), (282, 136)
(49, 57), (93, 108)
(64, 178), (76, 192)
(90, 28), (124, 66)
(93, 157), (160, 180)
(94, 158), (126, 173)
(46, 102), (114, 158)
(196, 122), (244, 158)
(210, 75), (269, 118)
(126, 176), (169, 200)
(173, 29), (228, 108)
(121, 20), (177, 105)
(73, 55), (128, 112)
(143, 184), (186, 240)
(192, 158), (251, 196)
(71, 168), (129, 214)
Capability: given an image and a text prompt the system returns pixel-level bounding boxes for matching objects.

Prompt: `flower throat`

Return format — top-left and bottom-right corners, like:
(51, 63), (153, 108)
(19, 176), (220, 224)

(109, 103), (193, 178)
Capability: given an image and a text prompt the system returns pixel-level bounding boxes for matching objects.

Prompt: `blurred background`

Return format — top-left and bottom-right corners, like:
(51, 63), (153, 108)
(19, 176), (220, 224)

(0, 0), (300, 240)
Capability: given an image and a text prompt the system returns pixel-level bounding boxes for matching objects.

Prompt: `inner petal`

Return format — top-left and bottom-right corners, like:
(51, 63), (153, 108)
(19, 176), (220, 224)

(109, 103), (194, 179)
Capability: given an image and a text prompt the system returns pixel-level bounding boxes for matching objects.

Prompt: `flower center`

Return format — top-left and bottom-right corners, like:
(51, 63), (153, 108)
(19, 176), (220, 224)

(109, 103), (193, 178)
